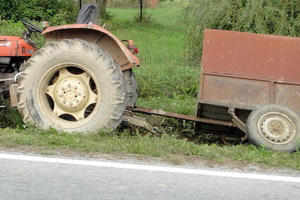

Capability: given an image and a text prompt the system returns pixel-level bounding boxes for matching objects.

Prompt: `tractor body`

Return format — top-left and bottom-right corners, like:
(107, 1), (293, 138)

(0, 36), (36, 74)
(0, 36), (36, 101)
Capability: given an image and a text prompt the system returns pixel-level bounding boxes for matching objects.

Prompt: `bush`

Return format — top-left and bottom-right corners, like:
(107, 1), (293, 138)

(183, 0), (300, 66)
(0, 0), (79, 25)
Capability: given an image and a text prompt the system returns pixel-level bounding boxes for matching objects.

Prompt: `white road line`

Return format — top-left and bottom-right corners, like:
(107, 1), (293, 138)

(0, 153), (299, 183)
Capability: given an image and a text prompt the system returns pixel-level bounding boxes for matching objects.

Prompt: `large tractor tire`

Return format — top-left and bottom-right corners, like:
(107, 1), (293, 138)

(246, 104), (300, 152)
(17, 39), (126, 134)
(123, 68), (138, 107)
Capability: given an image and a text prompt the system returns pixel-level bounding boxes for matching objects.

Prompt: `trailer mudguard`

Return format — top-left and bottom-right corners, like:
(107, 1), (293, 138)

(42, 24), (140, 70)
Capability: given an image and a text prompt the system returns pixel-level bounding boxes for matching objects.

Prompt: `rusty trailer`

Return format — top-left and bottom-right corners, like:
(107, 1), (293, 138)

(131, 29), (300, 152)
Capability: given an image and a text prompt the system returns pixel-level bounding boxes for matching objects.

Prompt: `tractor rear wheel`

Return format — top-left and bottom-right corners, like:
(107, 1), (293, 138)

(17, 39), (126, 134)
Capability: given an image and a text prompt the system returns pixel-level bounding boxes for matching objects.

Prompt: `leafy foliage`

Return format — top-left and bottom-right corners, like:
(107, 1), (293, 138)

(183, 0), (300, 66)
(0, 0), (79, 25)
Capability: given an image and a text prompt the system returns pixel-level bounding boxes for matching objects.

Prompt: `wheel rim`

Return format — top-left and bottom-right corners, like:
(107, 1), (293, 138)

(257, 112), (296, 144)
(41, 64), (99, 122)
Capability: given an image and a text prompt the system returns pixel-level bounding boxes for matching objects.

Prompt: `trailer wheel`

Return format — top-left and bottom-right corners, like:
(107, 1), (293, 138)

(123, 69), (138, 107)
(17, 39), (126, 134)
(246, 104), (300, 152)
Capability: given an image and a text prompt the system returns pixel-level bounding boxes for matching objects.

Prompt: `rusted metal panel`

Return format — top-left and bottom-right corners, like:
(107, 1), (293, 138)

(202, 29), (300, 84)
(274, 83), (300, 112)
(199, 29), (300, 112)
(199, 74), (272, 110)
(196, 29), (300, 134)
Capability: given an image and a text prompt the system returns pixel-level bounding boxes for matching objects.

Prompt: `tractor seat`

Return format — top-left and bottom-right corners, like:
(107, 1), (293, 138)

(76, 4), (98, 24)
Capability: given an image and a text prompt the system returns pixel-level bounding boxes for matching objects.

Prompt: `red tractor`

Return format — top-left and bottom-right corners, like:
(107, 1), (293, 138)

(0, 17), (139, 133)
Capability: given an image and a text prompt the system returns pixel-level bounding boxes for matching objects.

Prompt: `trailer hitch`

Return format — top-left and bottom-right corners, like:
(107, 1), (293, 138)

(123, 110), (158, 135)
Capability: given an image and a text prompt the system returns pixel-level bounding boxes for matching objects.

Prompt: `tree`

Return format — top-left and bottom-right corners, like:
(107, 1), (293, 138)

(135, 0), (153, 23)
(0, 0), (18, 20)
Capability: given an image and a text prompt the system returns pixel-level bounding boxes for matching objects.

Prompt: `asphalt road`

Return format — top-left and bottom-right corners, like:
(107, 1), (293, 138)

(0, 153), (300, 200)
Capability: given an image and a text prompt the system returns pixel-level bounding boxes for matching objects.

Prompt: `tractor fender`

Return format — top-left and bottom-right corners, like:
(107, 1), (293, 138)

(42, 24), (140, 70)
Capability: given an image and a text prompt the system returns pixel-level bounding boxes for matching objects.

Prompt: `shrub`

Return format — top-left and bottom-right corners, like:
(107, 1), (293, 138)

(183, 0), (300, 66)
(0, 0), (79, 25)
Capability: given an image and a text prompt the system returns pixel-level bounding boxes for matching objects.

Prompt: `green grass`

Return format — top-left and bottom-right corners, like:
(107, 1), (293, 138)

(1, 2), (300, 171)
(1, 127), (300, 170)
(107, 4), (199, 115)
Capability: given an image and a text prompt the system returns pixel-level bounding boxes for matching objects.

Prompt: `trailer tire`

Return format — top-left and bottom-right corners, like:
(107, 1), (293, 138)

(123, 68), (138, 107)
(246, 104), (300, 152)
(17, 39), (126, 134)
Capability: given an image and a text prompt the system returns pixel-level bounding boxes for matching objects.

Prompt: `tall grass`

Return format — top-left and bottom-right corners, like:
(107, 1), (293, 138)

(183, 0), (300, 66)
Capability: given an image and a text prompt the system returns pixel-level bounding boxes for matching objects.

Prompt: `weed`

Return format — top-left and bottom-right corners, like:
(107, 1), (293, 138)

(0, 101), (24, 129)
(134, 11), (154, 24)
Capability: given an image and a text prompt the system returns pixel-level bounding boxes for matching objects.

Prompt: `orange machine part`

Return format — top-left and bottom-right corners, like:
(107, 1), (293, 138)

(43, 24), (140, 68)
(0, 36), (36, 57)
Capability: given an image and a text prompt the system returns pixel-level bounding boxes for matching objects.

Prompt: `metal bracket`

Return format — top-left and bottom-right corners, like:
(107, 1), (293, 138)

(228, 107), (248, 141)
(0, 78), (14, 82)
(9, 84), (18, 107)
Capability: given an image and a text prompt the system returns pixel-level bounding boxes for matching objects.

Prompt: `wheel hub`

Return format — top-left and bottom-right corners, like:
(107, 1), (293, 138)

(54, 76), (89, 112)
(45, 67), (98, 121)
(259, 113), (296, 144)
